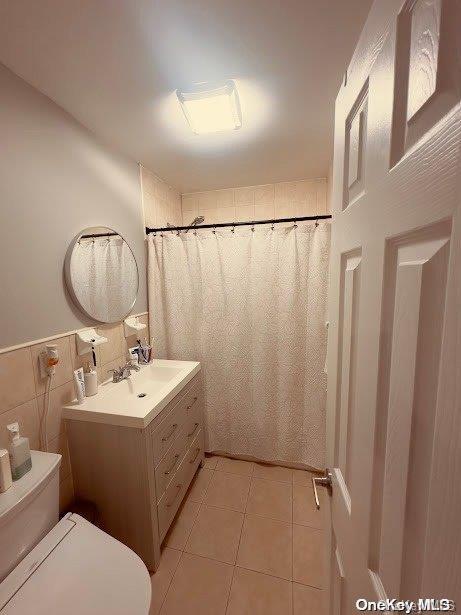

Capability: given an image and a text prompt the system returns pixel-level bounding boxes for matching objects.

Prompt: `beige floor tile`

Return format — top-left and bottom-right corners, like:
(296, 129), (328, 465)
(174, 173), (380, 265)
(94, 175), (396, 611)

(227, 567), (292, 615)
(160, 553), (233, 615)
(216, 456), (254, 476)
(203, 454), (219, 470)
(293, 483), (325, 529)
(253, 463), (293, 483)
(292, 468), (314, 486)
(149, 548), (182, 615)
(164, 500), (200, 550)
(185, 505), (244, 564)
(293, 583), (325, 615)
(205, 472), (251, 512)
(293, 525), (325, 588)
(237, 515), (292, 580)
(246, 478), (292, 522)
(185, 467), (214, 503)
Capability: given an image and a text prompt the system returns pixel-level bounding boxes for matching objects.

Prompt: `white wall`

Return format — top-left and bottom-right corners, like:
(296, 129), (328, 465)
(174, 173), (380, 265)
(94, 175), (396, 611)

(0, 64), (147, 348)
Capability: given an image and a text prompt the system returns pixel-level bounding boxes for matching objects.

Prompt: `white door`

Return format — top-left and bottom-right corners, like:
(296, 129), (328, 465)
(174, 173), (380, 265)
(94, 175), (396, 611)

(325, 0), (461, 612)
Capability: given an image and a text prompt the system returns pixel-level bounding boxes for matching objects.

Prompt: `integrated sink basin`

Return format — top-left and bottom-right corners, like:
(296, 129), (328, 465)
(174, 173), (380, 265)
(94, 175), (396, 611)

(63, 359), (201, 428)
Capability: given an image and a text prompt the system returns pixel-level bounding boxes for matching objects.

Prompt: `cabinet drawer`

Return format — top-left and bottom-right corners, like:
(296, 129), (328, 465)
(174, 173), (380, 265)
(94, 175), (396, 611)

(157, 456), (189, 541)
(152, 403), (184, 466)
(157, 430), (205, 542)
(182, 382), (201, 416)
(155, 432), (187, 502)
(184, 398), (203, 449)
(152, 379), (203, 466)
(184, 430), (205, 483)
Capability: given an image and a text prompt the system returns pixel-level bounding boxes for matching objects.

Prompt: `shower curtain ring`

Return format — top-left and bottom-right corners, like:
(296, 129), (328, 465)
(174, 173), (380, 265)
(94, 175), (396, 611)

(293, 219), (298, 228)
(315, 217), (319, 227)
(271, 221), (274, 231)
(212, 225), (216, 234)
(231, 224), (235, 233)
(177, 229), (180, 236)
(251, 223), (255, 232)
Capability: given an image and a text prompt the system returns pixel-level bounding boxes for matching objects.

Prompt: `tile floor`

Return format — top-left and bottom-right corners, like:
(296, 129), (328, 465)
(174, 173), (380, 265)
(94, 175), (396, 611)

(150, 455), (326, 615)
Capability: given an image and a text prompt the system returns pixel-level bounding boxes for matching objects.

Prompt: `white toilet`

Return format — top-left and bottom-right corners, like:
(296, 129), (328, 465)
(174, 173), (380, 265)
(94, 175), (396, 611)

(0, 451), (151, 614)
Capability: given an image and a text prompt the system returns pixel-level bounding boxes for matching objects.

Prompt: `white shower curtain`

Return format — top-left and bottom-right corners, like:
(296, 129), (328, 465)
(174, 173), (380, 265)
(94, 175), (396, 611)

(148, 223), (330, 469)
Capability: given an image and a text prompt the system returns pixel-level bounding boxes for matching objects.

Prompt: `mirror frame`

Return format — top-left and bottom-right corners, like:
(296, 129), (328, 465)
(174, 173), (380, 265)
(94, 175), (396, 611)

(64, 227), (139, 323)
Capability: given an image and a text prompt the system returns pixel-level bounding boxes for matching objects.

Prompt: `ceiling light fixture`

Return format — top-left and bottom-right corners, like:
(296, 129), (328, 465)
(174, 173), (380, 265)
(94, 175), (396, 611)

(176, 80), (242, 135)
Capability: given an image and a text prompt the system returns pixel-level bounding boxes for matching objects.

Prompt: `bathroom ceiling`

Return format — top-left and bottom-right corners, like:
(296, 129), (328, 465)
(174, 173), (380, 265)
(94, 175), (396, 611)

(0, 0), (372, 192)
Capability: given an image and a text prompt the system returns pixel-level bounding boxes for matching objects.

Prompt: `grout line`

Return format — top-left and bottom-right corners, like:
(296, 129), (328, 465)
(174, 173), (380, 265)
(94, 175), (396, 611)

(213, 469), (254, 479)
(293, 580), (325, 591)
(176, 550), (234, 567)
(245, 512), (292, 526)
(224, 507), (247, 613)
(180, 467), (215, 546)
(158, 549), (185, 615)
(234, 563), (294, 584)
(252, 475), (293, 485)
(233, 561), (292, 583)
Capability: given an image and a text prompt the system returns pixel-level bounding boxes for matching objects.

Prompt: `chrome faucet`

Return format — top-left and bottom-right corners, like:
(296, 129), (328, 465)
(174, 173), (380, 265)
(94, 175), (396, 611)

(108, 361), (141, 383)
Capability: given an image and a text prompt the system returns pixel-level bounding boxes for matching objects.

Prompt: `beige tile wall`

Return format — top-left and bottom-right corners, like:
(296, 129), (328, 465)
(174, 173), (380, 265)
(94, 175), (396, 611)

(182, 178), (328, 225)
(0, 314), (149, 514)
(141, 165), (183, 229)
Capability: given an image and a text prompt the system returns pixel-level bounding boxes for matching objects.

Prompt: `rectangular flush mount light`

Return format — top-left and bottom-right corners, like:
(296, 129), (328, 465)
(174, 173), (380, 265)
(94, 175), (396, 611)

(177, 80), (242, 134)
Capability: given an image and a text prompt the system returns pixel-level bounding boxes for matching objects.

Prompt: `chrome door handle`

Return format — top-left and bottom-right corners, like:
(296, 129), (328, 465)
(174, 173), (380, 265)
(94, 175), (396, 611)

(312, 469), (332, 509)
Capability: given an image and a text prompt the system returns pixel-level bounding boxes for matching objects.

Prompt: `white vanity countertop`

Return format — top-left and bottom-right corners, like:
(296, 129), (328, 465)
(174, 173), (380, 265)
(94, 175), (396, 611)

(63, 359), (201, 428)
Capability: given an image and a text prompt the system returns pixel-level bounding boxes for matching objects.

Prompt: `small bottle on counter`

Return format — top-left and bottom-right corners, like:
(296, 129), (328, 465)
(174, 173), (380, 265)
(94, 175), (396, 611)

(7, 422), (32, 481)
(84, 361), (98, 397)
(0, 448), (13, 493)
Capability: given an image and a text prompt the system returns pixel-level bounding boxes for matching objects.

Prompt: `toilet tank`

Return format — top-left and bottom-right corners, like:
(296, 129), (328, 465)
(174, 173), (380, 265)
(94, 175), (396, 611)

(0, 450), (61, 582)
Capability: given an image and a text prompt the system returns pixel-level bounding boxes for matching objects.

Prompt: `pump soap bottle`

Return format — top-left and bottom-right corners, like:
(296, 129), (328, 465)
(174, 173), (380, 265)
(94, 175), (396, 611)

(7, 422), (32, 480)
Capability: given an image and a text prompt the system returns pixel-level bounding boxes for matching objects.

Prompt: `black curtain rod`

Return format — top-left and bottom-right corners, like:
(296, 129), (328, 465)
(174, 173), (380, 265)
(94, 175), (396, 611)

(80, 232), (119, 239)
(145, 214), (332, 234)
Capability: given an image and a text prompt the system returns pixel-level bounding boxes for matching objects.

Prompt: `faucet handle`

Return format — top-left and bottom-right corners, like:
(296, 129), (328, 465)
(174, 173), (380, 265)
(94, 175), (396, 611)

(107, 367), (123, 382)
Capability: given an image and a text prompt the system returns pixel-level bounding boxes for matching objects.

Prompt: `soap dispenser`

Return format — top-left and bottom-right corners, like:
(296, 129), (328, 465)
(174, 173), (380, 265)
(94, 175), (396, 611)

(7, 422), (32, 480)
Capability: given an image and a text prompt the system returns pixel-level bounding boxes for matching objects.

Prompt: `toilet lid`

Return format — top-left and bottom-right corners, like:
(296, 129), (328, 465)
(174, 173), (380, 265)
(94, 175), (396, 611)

(0, 513), (151, 614)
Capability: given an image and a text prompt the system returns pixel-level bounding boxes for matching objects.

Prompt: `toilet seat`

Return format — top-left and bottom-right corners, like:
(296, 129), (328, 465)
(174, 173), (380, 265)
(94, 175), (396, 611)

(0, 513), (151, 614)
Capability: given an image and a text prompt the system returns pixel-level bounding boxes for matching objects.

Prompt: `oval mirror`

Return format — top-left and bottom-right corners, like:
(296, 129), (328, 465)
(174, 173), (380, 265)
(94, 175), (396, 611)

(65, 227), (139, 323)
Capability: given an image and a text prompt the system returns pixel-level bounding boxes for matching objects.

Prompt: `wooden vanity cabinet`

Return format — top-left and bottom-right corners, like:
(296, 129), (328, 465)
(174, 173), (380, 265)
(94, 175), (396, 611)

(65, 373), (205, 572)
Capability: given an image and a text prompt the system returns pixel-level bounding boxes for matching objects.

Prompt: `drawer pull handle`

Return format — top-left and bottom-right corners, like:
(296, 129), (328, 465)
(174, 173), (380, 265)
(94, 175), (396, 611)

(166, 484), (182, 507)
(186, 396), (198, 411)
(187, 422), (199, 438)
(189, 447), (201, 464)
(162, 423), (178, 442)
(164, 454), (180, 476)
